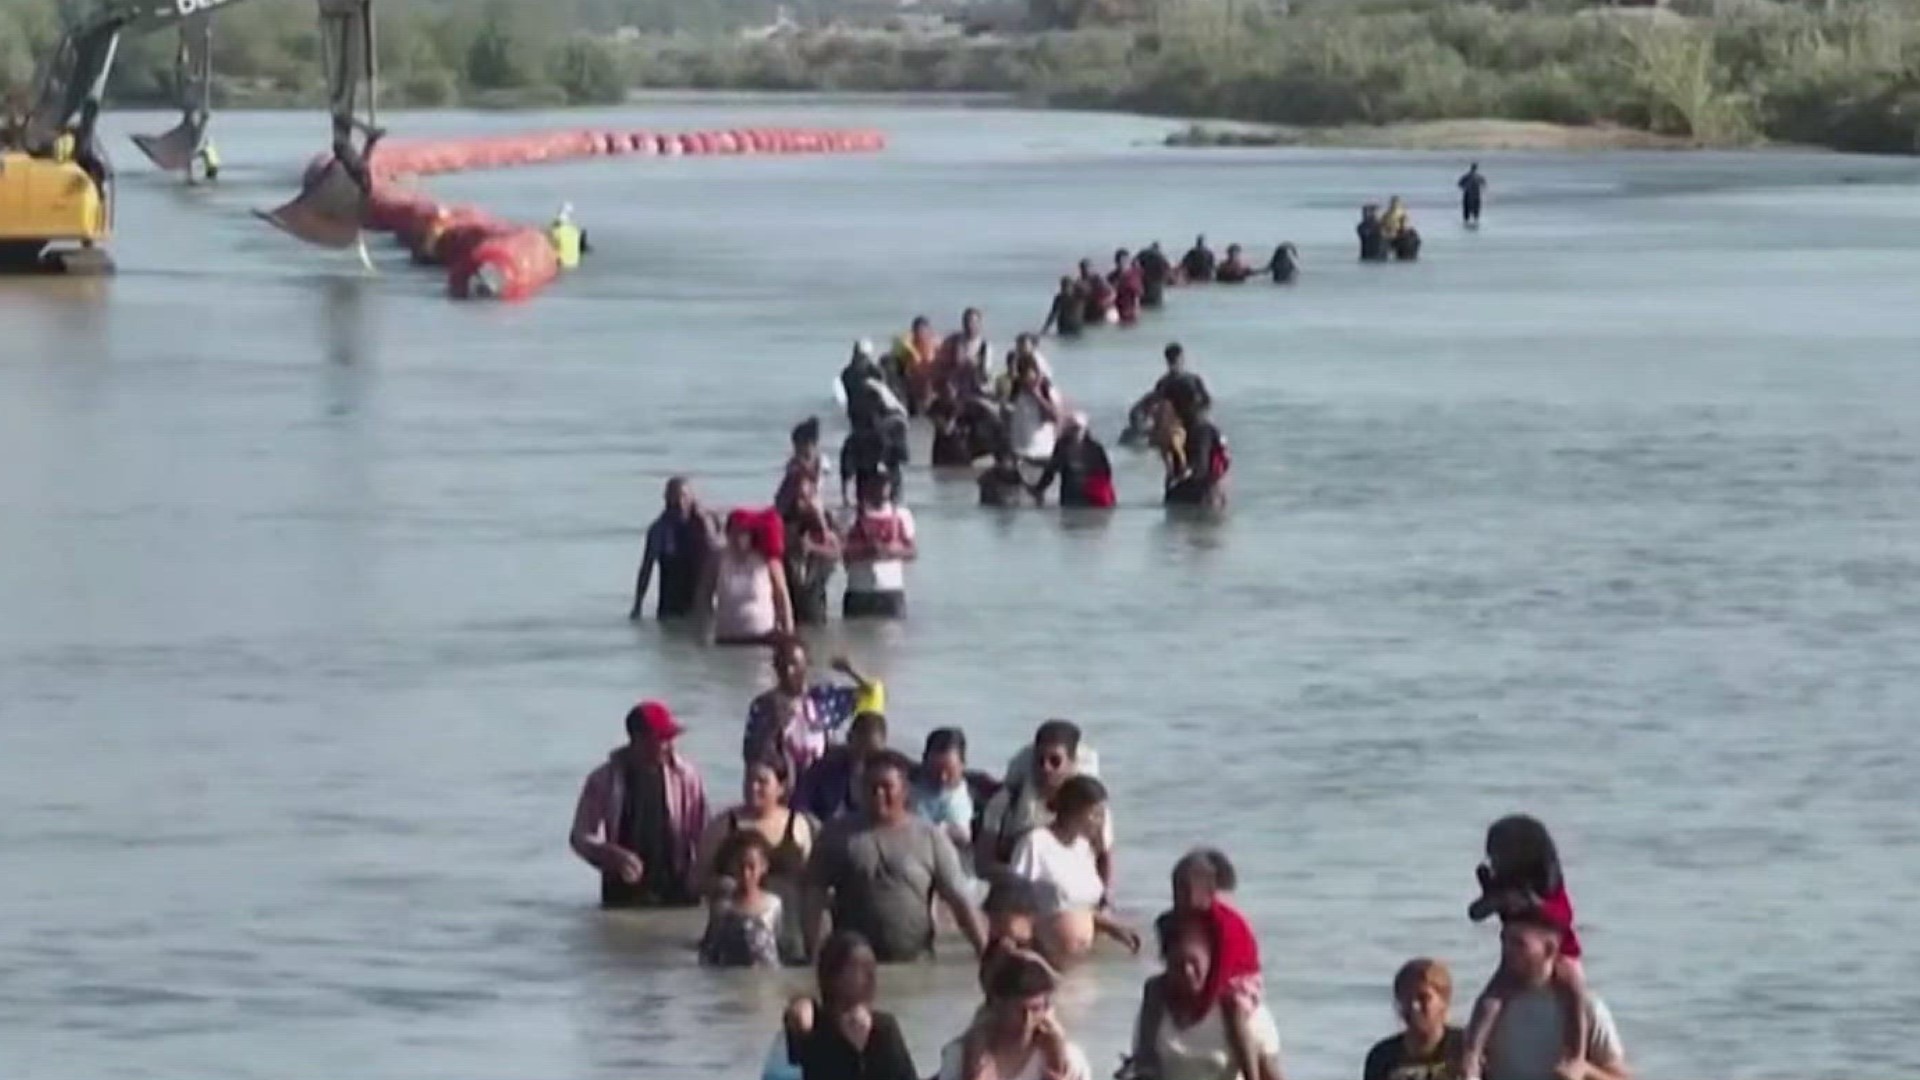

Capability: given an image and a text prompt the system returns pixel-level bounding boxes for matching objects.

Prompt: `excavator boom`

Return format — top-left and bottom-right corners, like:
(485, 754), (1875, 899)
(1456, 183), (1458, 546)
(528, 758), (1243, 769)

(2, 0), (380, 271)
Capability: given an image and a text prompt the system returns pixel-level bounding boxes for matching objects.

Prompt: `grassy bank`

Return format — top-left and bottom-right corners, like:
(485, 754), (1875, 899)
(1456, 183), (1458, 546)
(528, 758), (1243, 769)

(618, 2), (1920, 154)
(9, 0), (1919, 154)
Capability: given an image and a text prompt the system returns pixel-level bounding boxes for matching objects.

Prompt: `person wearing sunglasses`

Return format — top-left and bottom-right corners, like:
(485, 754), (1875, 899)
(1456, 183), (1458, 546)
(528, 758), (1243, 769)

(975, 721), (1113, 901)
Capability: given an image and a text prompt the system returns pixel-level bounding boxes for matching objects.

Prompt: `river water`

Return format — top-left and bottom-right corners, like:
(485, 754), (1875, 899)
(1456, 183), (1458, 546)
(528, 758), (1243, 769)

(4, 100), (1919, 1080)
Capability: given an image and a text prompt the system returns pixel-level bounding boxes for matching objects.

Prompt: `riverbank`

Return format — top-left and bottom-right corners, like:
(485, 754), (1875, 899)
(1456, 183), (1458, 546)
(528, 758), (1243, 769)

(1162, 118), (1700, 152)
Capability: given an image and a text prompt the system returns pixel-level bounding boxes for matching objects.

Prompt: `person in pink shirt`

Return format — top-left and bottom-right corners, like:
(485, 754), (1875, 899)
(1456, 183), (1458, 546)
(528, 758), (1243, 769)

(570, 700), (709, 909)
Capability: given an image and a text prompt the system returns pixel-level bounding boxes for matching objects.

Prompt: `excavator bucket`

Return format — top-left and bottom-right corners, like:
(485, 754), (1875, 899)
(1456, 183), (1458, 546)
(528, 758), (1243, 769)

(130, 114), (204, 172)
(133, 16), (213, 174)
(253, 156), (366, 250)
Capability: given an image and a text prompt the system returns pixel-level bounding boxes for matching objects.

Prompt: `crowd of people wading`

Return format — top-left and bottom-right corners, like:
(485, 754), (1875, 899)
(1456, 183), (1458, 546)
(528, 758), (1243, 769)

(591, 167), (1629, 1080)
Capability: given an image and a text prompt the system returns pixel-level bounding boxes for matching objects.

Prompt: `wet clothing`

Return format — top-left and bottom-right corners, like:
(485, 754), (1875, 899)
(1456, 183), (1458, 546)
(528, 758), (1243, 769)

(1047, 290), (1086, 337)
(1392, 229), (1422, 262)
(724, 807), (813, 886)
(640, 509), (714, 619)
(840, 501), (914, 620)
(1111, 265), (1144, 323)
(930, 395), (998, 468)
(783, 513), (836, 627)
(1363, 1028), (1464, 1080)
(1165, 420), (1225, 506)
(1182, 245), (1217, 283)
(978, 462), (1026, 507)
(1139, 248), (1172, 306)
(1459, 170), (1487, 223)
(844, 590), (906, 619)
(699, 895), (783, 967)
(1080, 274), (1115, 324)
(840, 424), (907, 503)
(807, 814), (969, 962)
(1358, 218), (1387, 262)
(1033, 434), (1115, 508)
(743, 684), (863, 776)
(795, 746), (867, 822)
(1154, 370), (1212, 428)
(571, 747), (708, 909)
(1485, 993), (1623, 1080)
(1269, 249), (1298, 284)
(713, 551), (779, 643)
(787, 1006), (919, 1080)
(842, 360), (892, 431)
(1155, 1000), (1284, 1080)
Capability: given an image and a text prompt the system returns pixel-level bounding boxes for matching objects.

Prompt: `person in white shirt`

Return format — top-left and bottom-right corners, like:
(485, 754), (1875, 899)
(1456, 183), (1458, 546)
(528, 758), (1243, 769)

(1006, 774), (1140, 966)
(1125, 911), (1285, 1080)
(838, 471), (916, 620)
(978, 721), (1113, 894)
(938, 949), (1093, 1080)
(1478, 913), (1630, 1080)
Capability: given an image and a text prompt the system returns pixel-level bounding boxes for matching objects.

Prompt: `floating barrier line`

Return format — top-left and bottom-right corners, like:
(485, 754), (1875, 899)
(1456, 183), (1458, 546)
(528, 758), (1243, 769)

(333, 127), (887, 301)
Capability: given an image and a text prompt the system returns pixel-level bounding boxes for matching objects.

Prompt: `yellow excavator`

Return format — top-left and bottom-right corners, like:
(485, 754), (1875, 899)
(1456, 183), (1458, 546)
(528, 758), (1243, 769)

(0, 0), (383, 274)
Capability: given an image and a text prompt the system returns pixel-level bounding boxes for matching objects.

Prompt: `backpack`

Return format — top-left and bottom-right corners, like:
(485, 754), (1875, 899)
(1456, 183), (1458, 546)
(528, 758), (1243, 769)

(1208, 433), (1232, 481)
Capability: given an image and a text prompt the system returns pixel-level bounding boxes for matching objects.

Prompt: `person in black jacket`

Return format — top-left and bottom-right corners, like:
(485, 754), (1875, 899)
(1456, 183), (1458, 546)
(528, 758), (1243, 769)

(783, 932), (919, 1080)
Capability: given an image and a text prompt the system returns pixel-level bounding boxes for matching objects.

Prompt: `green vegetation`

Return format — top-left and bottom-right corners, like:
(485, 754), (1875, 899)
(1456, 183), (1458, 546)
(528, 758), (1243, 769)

(3, 0), (1919, 153)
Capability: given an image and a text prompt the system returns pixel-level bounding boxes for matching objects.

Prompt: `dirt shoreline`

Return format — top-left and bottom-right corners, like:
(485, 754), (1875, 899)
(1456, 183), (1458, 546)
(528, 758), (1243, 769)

(1163, 118), (1706, 152)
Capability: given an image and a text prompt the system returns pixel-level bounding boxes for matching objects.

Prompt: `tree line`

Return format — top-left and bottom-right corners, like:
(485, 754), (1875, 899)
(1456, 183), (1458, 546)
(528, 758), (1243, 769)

(4, 0), (1918, 153)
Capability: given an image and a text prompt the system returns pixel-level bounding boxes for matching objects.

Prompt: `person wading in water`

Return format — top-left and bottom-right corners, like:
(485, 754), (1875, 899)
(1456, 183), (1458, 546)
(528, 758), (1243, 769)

(569, 700), (709, 909)
(630, 478), (718, 621)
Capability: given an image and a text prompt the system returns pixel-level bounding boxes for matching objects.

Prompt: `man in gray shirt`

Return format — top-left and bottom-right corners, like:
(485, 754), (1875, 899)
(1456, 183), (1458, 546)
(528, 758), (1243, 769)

(803, 750), (987, 963)
(1480, 913), (1632, 1080)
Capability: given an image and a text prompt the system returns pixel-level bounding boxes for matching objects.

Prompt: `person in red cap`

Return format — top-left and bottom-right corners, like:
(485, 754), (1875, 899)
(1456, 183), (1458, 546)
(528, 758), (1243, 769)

(570, 700), (709, 909)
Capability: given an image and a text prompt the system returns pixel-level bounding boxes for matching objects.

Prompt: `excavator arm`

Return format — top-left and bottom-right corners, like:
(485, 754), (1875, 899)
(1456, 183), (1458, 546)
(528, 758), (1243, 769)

(19, 0), (381, 248)
(130, 12), (214, 174)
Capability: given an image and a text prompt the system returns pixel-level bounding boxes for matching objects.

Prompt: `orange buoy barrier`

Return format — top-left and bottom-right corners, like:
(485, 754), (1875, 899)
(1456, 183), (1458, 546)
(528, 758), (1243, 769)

(338, 126), (885, 301)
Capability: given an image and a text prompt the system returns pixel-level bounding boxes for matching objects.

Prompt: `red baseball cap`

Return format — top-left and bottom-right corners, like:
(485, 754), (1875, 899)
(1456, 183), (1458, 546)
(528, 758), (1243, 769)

(626, 700), (683, 742)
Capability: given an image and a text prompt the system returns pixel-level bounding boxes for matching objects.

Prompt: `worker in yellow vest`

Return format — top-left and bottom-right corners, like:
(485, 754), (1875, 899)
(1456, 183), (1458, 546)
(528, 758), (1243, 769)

(547, 203), (589, 270)
(194, 139), (221, 183)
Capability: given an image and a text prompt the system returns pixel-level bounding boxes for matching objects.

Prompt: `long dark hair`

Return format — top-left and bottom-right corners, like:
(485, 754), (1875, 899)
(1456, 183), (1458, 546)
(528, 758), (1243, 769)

(1486, 814), (1563, 894)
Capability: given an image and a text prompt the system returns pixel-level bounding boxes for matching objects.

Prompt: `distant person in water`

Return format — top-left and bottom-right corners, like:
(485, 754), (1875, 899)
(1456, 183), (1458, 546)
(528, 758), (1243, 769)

(1459, 163), (1487, 225)
(1181, 235), (1217, 283)
(1381, 196), (1410, 240)
(888, 316), (940, 415)
(570, 700), (708, 909)
(1077, 259), (1115, 326)
(1138, 241), (1173, 308)
(1030, 414), (1116, 509)
(1358, 205), (1388, 262)
(631, 477), (719, 621)
(1042, 277), (1086, 338)
(937, 307), (993, 400)
(1266, 242), (1300, 284)
(839, 471), (917, 620)
(1136, 343), (1213, 430)
(979, 446), (1027, 508)
(1215, 244), (1253, 284)
(1165, 408), (1229, 510)
(1110, 249), (1144, 325)
(775, 417), (826, 518)
(1393, 226), (1423, 262)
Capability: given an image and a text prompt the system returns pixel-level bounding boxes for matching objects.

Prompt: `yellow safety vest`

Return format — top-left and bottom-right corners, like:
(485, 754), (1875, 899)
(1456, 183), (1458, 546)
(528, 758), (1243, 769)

(547, 221), (582, 270)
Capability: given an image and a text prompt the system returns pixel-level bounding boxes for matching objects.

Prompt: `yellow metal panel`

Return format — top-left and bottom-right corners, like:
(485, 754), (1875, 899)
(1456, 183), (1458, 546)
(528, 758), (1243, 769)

(0, 153), (109, 244)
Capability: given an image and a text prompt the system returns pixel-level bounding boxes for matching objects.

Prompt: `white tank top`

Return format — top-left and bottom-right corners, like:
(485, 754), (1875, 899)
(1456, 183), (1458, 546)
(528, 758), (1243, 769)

(714, 553), (775, 638)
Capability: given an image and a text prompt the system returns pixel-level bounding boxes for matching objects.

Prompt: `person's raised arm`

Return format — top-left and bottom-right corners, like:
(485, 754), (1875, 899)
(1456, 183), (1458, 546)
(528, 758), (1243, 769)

(629, 529), (658, 620)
